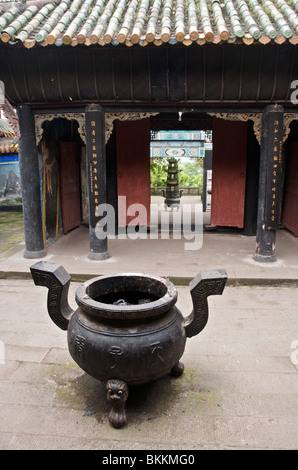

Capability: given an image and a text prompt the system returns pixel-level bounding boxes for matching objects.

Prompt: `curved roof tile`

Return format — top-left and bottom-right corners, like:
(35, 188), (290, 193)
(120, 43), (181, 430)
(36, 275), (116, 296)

(0, 118), (14, 137)
(0, 119), (18, 153)
(0, 0), (297, 47)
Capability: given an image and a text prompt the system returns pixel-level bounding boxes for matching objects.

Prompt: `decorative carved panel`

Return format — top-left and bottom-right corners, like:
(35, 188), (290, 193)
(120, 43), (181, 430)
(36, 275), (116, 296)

(35, 113), (85, 145)
(35, 111), (159, 145)
(105, 112), (158, 143)
(34, 111), (298, 147)
(208, 112), (298, 144)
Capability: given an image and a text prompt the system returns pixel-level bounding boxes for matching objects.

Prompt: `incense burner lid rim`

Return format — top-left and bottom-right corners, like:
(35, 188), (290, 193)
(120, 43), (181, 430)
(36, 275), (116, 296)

(75, 272), (178, 320)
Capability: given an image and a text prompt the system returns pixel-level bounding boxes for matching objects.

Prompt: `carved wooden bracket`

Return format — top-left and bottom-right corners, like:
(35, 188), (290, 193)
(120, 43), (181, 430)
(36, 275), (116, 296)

(34, 111), (297, 147)
(208, 113), (262, 143)
(35, 113), (86, 145)
(105, 112), (159, 143)
(35, 111), (159, 146)
(208, 112), (298, 144)
(284, 113), (298, 142)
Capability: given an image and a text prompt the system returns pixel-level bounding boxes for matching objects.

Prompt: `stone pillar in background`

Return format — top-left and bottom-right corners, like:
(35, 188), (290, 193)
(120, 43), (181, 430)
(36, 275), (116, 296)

(85, 104), (110, 260)
(254, 105), (284, 262)
(17, 105), (46, 259)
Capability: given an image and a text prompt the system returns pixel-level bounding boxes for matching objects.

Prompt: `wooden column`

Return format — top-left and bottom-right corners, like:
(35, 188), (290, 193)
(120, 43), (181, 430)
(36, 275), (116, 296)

(17, 105), (46, 259)
(253, 105), (284, 262)
(85, 104), (110, 260)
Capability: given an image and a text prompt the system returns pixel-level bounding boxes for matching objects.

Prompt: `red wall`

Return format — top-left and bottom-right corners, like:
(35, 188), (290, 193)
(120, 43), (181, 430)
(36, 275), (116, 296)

(116, 119), (151, 227)
(211, 118), (248, 228)
(283, 142), (298, 236)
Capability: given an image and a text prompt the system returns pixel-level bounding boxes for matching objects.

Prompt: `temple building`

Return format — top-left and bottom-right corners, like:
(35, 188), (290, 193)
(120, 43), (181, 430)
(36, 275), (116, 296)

(0, 117), (20, 202)
(0, 0), (298, 261)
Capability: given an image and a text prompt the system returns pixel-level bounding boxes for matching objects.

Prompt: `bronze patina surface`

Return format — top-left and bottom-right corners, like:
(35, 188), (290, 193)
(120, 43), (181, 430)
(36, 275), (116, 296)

(31, 261), (227, 428)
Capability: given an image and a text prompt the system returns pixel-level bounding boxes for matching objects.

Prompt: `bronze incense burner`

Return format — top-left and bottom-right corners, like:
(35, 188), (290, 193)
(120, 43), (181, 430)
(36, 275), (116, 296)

(31, 262), (227, 428)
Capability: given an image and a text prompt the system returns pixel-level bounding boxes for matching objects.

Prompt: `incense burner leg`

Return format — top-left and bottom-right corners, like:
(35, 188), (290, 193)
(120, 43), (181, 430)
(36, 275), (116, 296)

(170, 361), (184, 377)
(106, 379), (129, 428)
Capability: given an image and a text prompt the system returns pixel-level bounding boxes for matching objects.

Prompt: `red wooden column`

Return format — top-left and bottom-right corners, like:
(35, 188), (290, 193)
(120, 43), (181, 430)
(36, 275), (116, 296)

(116, 119), (151, 228)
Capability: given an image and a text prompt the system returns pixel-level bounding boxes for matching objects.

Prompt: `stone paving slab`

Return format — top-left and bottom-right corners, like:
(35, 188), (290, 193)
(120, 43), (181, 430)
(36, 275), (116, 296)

(0, 279), (297, 450)
(0, 222), (298, 287)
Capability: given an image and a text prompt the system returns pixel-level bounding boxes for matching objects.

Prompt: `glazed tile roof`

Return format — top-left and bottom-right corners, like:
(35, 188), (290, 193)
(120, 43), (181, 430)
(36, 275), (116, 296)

(0, 119), (18, 153)
(0, 118), (14, 136)
(0, 0), (297, 47)
(0, 136), (18, 153)
(0, 101), (20, 137)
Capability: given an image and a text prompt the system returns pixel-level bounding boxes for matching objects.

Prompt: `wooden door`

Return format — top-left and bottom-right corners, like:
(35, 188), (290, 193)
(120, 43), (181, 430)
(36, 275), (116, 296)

(283, 142), (298, 235)
(211, 118), (248, 228)
(59, 142), (81, 234)
(116, 119), (151, 227)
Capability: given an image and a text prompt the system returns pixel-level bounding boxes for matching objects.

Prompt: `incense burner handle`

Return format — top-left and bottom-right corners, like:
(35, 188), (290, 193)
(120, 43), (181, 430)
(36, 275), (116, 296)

(30, 261), (74, 331)
(184, 270), (227, 338)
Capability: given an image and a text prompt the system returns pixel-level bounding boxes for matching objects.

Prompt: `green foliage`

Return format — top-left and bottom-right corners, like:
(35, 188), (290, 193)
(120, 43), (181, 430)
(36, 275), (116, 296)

(150, 158), (168, 187)
(150, 158), (203, 188)
(179, 159), (203, 187)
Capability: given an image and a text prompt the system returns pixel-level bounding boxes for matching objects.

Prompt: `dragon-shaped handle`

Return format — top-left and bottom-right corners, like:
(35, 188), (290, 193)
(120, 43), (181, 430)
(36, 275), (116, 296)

(30, 261), (74, 331)
(184, 270), (227, 338)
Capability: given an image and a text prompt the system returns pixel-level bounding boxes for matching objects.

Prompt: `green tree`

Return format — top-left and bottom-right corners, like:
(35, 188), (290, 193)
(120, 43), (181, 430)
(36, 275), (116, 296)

(179, 159), (203, 187)
(150, 157), (203, 189)
(150, 158), (168, 187)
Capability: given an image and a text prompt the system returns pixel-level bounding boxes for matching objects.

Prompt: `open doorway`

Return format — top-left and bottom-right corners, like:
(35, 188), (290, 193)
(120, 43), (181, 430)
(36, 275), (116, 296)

(38, 118), (85, 245)
(282, 120), (298, 236)
(110, 113), (214, 234)
(110, 112), (258, 237)
(150, 129), (212, 230)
